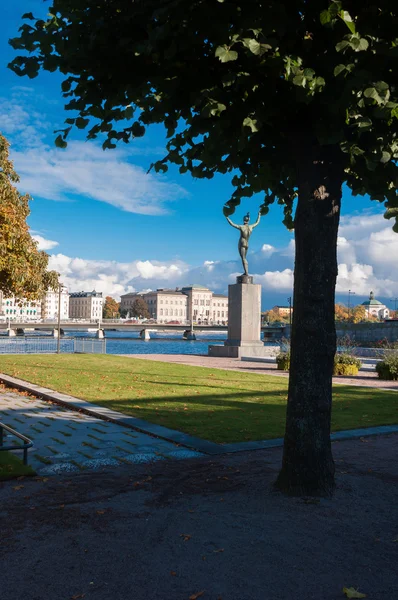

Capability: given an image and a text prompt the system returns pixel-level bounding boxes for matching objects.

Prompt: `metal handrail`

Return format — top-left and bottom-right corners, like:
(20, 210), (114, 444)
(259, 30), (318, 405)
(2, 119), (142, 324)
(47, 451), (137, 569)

(0, 422), (33, 465)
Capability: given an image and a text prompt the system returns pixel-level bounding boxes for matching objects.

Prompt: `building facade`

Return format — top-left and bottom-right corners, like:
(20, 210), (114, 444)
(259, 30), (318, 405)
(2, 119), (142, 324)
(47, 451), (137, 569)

(0, 292), (41, 320)
(361, 291), (390, 320)
(41, 286), (69, 320)
(120, 285), (228, 324)
(272, 305), (293, 317)
(69, 291), (103, 320)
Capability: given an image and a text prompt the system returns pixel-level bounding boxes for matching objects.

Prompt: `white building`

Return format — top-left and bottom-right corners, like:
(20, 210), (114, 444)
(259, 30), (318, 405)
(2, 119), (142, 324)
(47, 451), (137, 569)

(211, 293), (229, 323)
(0, 291), (41, 321)
(41, 286), (69, 320)
(120, 285), (228, 324)
(361, 291), (390, 320)
(69, 291), (103, 320)
(120, 289), (188, 322)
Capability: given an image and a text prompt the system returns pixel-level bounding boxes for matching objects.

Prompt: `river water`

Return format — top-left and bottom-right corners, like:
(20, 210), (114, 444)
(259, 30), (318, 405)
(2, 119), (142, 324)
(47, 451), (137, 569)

(66, 330), (227, 355)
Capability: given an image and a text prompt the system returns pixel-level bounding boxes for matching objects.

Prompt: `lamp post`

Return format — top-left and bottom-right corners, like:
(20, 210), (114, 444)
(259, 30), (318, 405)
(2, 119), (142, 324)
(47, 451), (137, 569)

(57, 283), (62, 354)
(348, 289), (355, 320)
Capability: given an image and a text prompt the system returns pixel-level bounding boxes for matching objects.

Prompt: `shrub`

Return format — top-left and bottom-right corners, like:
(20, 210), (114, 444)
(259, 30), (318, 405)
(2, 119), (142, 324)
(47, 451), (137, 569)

(333, 353), (361, 376)
(375, 352), (398, 380)
(276, 351), (290, 371)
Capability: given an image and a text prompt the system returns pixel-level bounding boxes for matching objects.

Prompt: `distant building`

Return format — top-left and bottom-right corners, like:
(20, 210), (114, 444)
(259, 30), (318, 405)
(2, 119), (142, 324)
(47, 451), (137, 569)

(181, 285), (214, 324)
(41, 286), (69, 320)
(272, 305), (293, 317)
(120, 285), (228, 324)
(0, 292), (41, 320)
(361, 291), (389, 320)
(69, 291), (103, 320)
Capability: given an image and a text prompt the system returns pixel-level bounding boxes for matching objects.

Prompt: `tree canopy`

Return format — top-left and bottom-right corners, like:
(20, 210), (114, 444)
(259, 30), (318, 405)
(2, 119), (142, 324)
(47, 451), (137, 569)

(9, 0), (398, 229)
(102, 296), (120, 318)
(0, 134), (58, 300)
(131, 297), (150, 319)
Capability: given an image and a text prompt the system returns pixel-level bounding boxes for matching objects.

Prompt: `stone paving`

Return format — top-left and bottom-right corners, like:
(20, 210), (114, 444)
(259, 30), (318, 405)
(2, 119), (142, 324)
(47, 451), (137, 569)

(0, 389), (202, 475)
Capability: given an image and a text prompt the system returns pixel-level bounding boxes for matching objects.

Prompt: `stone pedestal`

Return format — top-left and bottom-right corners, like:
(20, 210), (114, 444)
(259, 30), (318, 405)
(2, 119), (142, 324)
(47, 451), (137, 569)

(209, 278), (272, 358)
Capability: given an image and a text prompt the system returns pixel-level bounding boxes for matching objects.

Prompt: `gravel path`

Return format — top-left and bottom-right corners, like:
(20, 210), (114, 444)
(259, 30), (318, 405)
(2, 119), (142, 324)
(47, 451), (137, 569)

(118, 353), (398, 390)
(1, 434), (397, 600)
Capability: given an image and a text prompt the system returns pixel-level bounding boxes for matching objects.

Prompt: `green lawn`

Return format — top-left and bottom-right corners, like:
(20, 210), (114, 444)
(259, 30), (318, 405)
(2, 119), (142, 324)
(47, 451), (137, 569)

(0, 451), (35, 481)
(0, 354), (397, 443)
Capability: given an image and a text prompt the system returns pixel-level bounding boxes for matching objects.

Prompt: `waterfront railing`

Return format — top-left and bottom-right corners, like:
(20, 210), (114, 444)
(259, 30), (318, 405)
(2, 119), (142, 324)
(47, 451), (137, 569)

(0, 337), (106, 355)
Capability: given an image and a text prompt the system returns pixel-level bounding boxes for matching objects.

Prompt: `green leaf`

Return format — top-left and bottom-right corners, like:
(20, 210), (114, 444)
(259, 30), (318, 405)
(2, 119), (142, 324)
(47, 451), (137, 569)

(75, 117), (89, 129)
(336, 40), (349, 52)
(22, 12), (35, 20)
(320, 10), (331, 26)
(334, 64), (346, 76)
(292, 74), (305, 87)
(242, 117), (258, 132)
(338, 10), (356, 34)
(124, 106), (134, 119)
(303, 68), (315, 79)
(55, 135), (67, 149)
(223, 204), (235, 217)
(364, 87), (383, 105)
(243, 39), (271, 56)
(215, 45), (238, 63)
(380, 151), (391, 164)
(357, 38), (369, 52)
(61, 80), (71, 92)
(131, 122), (146, 137)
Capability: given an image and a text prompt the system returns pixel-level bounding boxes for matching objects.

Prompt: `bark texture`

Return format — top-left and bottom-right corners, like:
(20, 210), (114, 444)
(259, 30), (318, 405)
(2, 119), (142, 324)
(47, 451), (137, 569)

(275, 145), (343, 497)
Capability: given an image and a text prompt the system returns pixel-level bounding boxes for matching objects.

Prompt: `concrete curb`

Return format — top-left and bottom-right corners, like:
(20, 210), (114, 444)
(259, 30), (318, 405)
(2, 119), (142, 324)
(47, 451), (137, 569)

(1, 372), (397, 456)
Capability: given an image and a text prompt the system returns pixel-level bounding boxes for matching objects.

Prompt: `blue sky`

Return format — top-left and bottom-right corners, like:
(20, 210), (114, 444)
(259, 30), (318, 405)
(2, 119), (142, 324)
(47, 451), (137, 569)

(1, 1), (397, 310)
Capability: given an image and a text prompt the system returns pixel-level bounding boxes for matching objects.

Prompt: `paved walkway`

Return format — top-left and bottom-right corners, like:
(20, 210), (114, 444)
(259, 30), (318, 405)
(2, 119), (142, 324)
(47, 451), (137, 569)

(119, 354), (398, 390)
(1, 434), (397, 600)
(0, 387), (201, 475)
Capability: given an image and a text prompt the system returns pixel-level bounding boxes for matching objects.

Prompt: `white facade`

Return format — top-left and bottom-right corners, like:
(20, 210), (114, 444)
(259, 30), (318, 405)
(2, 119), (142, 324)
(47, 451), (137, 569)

(120, 285), (228, 324)
(69, 291), (103, 320)
(362, 291), (390, 320)
(41, 286), (69, 320)
(0, 291), (41, 321)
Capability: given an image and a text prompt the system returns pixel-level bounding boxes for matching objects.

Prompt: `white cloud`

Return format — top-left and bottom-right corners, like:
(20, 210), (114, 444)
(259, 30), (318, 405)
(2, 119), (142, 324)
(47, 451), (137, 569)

(32, 234), (59, 251)
(11, 141), (187, 215)
(0, 97), (187, 215)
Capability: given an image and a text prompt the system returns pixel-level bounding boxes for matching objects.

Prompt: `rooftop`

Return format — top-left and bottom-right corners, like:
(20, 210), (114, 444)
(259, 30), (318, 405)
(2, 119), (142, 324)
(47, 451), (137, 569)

(70, 291), (103, 298)
(361, 291), (383, 306)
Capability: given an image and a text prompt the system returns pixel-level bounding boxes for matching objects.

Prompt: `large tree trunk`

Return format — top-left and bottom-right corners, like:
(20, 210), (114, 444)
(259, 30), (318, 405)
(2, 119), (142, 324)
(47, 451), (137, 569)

(275, 145), (344, 497)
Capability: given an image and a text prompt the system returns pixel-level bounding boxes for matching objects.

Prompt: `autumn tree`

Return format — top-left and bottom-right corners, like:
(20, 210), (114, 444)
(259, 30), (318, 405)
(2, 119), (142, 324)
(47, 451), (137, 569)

(335, 304), (349, 321)
(102, 296), (120, 318)
(350, 305), (366, 323)
(131, 297), (150, 319)
(10, 1), (398, 496)
(0, 133), (58, 300)
(263, 309), (289, 324)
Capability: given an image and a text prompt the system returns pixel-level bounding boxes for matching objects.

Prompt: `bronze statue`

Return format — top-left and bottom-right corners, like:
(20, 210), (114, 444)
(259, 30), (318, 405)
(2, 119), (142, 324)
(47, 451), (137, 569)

(225, 211), (261, 276)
